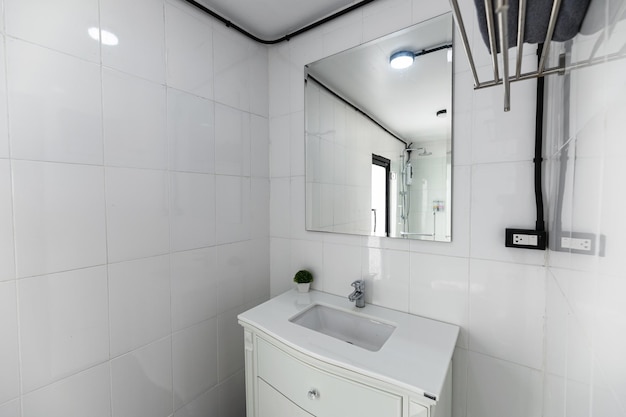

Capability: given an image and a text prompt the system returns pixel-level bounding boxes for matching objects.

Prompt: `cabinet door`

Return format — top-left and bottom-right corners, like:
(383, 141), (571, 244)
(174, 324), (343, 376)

(257, 338), (402, 417)
(410, 401), (428, 417)
(258, 378), (315, 417)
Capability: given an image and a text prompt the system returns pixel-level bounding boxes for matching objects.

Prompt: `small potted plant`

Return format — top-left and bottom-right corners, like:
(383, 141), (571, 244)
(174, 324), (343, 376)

(293, 269), (314, 293)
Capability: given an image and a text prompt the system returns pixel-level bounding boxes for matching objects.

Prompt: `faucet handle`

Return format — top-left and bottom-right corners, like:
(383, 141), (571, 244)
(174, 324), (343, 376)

(351, 279), (364, 291)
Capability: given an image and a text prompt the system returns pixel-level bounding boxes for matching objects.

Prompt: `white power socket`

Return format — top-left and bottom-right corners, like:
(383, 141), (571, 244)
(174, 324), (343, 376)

(561, 237), (592, 251)
(513, 234), (538, 246)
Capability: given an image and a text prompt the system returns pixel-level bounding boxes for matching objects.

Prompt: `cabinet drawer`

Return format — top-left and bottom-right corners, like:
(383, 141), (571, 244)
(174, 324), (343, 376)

(257, 338), (402, 417)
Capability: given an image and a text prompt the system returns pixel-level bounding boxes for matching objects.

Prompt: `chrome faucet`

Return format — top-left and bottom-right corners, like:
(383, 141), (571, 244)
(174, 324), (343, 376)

(348, 279), (365, 308)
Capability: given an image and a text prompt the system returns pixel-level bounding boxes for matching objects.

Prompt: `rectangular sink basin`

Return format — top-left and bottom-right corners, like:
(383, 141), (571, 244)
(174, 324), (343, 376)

(289, 304), (396, 352)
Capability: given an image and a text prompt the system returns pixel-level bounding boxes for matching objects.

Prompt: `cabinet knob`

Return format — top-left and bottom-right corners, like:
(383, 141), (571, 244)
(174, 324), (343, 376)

(307, 389), (319, 400)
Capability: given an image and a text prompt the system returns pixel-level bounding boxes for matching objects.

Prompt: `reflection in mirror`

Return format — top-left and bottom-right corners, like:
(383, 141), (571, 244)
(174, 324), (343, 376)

(305, 13), (453, 241)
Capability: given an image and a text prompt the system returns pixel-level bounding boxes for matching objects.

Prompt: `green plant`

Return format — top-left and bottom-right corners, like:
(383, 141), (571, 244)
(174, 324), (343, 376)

(293, 269), (314, 284)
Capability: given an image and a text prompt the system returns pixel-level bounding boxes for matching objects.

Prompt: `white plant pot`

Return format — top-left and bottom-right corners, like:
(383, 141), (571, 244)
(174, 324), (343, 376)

(296, 283), (311, 293)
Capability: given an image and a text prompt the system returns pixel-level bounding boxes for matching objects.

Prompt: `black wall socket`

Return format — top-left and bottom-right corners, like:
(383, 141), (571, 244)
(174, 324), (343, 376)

(505, 228), (548, 250)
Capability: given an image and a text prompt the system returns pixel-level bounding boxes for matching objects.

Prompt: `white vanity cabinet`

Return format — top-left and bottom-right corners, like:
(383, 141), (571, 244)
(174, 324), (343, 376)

(254, 336), (404, 417)
(239, 290), (458, 417)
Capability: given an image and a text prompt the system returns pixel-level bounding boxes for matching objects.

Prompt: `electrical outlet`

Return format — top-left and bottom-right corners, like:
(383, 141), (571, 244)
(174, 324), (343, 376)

(505, 228), (547, 250)
(555, 231), (605, 256)
(561, 237), (591, 251)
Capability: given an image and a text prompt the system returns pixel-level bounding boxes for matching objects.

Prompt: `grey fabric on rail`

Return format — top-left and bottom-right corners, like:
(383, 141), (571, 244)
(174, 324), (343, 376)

(474, 0), (591, 52)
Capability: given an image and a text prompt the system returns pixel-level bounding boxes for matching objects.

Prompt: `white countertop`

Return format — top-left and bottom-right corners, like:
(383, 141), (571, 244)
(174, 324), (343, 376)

(238, 289), (459, 400)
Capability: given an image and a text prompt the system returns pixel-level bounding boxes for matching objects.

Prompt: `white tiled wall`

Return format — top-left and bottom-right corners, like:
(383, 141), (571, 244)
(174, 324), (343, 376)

(0, 0), (623, 416)
(0, 1), (269, 417)
(543, 0), (626, 415)
(267, 2), (622, 417)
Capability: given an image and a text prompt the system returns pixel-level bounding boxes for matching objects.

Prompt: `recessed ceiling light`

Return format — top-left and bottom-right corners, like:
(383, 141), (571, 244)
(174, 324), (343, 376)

(88, 27), (119, 46)
(389, 51), (414, 69)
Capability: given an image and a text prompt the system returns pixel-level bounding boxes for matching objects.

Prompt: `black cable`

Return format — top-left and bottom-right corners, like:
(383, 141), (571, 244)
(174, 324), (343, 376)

(181, 0), (377, 45)
(534, 44), (546, 232)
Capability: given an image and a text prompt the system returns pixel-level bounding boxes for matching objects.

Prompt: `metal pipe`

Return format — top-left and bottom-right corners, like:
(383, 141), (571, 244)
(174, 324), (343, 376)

(496, 0), (511, 111)
(449, 0), (481, 87)
(538, 0), (564, 74)
(484, 0), (501, 82)
(515, 0), (527, 78)
(474, 64), (565, 88)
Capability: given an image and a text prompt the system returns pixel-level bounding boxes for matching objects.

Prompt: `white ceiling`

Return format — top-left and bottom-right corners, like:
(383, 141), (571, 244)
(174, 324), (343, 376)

(194, 0), (356, 39)
(306, 14), (453, 143)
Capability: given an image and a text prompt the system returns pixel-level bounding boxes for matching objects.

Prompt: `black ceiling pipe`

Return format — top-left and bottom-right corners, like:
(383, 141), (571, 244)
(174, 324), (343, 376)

(181, 0), (377, 45)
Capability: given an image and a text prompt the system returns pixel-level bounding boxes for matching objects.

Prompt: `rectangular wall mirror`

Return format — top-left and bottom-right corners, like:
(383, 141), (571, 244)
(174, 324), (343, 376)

(305, 13), (453, 241)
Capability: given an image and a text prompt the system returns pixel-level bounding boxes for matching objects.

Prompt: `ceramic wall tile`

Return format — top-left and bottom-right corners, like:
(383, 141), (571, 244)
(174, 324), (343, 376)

(100, 0), (165, 84)
(409, 253), (469, 347)
(22, 365), (110, 417)
(362, 0), (412, 43)
(470, 60), (537, 164)
(108, 255), (171, 356)
(269, 238), (291, 297)
(217, 370), (246, 417)
(214, 28), (250, 111)
(171, 247), (218, 331)
(289, 176), (308, 240)
(110, 338), (173, 417)
(322, 242), (361, 296)
(269, 115), (288, 178)
(217, 307), (246, 383)
(167, 88), (215, 174)
(411, 0), (451, 25)
(165, 2), (213, 99)
(244, 239), (270, 304)
(363, 248), (410, 312)
(249, 43), (269, 118)
(594, 273), (626, 404)
(250, 178), (270, 239)
(250, 115), (269, 178)
(320, 12), (363, 58)
(7, 39), (102, 165)
(269, 177), (290, 238)
(470, 161), (546, 266)
(173, 386), (218, 417)
(170, 172), (216, 251)
(5, 0), (99, 62)
(466, 351), (543, 417)
(172, 319), (218, 409)
(268, 45), (291, 118)
(0, 282), (19, 404)
(0, 160), (15, 281)
(0, 39), (8, 159)
(215, 175), (250, 244)
(0, 400), (20, 417)
(214, 104), (251, 176)
(18, 267), (108, 392)
(216, 241), (249, 315)
(469, 259), (546, 370)
(102, 69), (167, 169)
(290, 112), (305, 177)
(12, 161), (106, 278)
(452, 347), (468, 417)
(105, 167), (170, 263)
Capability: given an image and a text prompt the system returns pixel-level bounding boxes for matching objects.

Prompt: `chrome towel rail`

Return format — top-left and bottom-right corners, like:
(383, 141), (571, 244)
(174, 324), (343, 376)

(449, 0), (568, 111)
